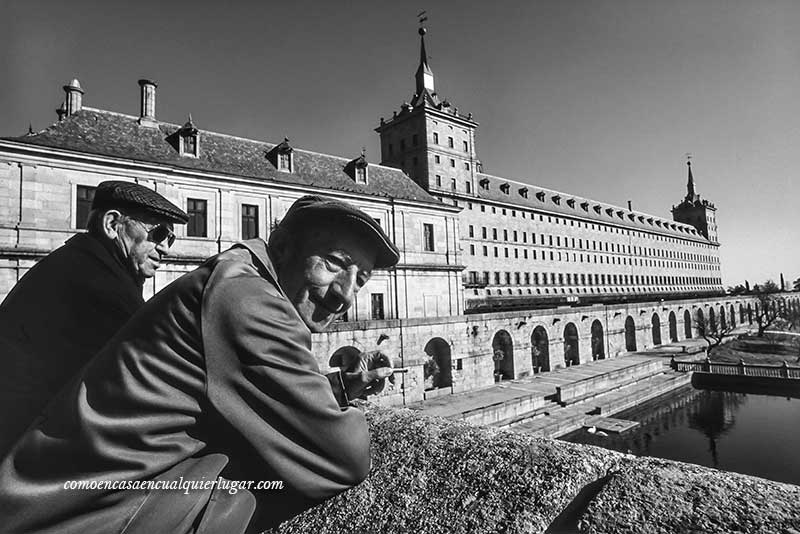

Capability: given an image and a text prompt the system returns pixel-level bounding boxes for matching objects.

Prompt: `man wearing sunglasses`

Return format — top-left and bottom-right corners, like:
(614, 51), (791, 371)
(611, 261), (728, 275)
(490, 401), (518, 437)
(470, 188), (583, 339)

(0, 180), (187, 458)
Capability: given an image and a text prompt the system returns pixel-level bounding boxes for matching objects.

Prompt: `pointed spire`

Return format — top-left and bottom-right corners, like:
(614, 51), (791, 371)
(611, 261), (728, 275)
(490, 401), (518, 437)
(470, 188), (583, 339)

(415, 24), (435, 96)
(685, 155), (699, 202)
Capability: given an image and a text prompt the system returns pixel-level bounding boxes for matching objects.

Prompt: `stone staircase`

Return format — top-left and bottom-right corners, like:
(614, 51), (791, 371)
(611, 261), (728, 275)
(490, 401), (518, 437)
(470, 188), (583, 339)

(410, 354), (688, 436)
(501, 370), (691, 438)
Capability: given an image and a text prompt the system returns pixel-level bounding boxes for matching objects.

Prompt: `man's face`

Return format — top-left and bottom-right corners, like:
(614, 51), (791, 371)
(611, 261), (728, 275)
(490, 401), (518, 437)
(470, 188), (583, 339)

(116, 216), (174, 281)
(278, 224), (377, 333)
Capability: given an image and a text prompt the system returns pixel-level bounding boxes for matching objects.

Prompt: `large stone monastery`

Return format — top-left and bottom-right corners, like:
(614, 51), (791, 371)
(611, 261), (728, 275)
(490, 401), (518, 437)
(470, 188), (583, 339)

(0, 27), (736, 405)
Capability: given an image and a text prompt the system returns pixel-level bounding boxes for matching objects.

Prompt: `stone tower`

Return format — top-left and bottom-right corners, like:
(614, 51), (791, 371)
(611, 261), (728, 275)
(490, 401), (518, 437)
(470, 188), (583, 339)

(672, 159), (718, 242)
(375, 25), (480, 197)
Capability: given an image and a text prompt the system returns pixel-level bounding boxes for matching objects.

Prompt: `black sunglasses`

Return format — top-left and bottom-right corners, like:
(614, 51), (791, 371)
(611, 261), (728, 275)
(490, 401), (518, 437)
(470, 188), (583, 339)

(132, 220), (176, 247)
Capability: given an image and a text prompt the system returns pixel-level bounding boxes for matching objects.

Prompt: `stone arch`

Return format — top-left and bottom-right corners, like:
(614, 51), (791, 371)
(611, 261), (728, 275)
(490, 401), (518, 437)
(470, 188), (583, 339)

(625, 316), (637, 352)
(720, 306), (727, 330)
(563, 322), (580, 366)
(729, 305), (736, 328)
(696, 308), (705, 336)
(591, 320), (605, 360)
(747, 304), (753, 324)
(683, 309), (692, 339)
(492, 330), (514, 381)
(531, 325), (550, 373)
(739, 304), (745, 324)
(708, 307), (717, 333)
(651, 313), (662, 345)
(668, 311), (678, 342)
(424, 337), (452, 391)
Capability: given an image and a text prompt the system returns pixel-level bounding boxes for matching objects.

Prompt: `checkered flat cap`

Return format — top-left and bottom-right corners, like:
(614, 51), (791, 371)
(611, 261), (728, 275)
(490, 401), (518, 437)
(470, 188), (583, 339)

(279, 195), (400, 268)
(92, 181), (188, 224)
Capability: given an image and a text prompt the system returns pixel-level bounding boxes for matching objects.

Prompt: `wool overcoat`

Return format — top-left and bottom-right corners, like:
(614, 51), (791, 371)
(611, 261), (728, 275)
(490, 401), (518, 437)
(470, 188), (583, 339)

(0, 233), (144, 457)
(0, 239), (370, 533)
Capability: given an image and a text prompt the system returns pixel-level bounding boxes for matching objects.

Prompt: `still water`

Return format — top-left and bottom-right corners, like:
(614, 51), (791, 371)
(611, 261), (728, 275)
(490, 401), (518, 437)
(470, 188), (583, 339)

(561, 384), (800, 486)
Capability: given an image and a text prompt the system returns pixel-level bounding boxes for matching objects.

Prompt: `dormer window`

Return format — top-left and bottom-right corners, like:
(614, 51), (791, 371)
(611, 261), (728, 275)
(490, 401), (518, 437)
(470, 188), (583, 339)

(267, 137), (294, 173)
(552, 195), (561, 205)
(479, 178), (490, 190)
(605, 208), (614, 216)
(175, 115), (199, 157)
(182, 133), (197, 156)
(278, 153), (291, 171)
(536, 191), (545, 201)
(519, 187), (528, 198)
(344, 151), (369, 184)
(593, 205), (602, 214)
(500, 183), (510, 194)
(580, 202), (589, 211)
(567, 198), (575, 208)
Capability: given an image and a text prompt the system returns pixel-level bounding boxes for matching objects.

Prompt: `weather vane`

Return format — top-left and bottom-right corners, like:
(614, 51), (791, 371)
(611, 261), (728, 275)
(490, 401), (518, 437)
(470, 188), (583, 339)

(685, 152), (693, 163)
(418, 10), (428, 26)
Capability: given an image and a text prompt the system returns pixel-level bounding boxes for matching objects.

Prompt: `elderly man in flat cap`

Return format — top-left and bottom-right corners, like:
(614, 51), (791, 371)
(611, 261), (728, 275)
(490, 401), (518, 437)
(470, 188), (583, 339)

(0, 180), (187, 457)
(0, 195), (399, 534)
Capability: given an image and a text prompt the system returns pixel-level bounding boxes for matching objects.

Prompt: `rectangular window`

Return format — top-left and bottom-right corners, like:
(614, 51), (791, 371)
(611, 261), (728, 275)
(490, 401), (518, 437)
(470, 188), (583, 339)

(463, 140), (469, 152)
(187, 198), (208, 237)
(371, 293), (385, 320)
(423, 223), (435, 251)
(76, 185), (96, 230)
(469, 244), (475, 255)
(482, 227), (487, 239)
(494, 272), (500, 284)
(465, 181), (471, 193)
(412, 134), (418, 146)
(435, 174), (442, 187)
(182, 135), (197, 156)
(450, 158), (455, 167)
(433, 132), (439, 144)
(241, 204), (259, 240)
(448, 136), (454, 148)
(469, 225), (474, 237)
(451, 178), (456, 191)
(278, 152), (291, 172)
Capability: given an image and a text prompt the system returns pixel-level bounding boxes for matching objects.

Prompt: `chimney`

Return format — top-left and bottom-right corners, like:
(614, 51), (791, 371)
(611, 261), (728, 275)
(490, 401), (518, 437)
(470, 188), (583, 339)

(138, 79), (157, 126)
(62, 78), (84, 116)
(627, 200), (632, 211)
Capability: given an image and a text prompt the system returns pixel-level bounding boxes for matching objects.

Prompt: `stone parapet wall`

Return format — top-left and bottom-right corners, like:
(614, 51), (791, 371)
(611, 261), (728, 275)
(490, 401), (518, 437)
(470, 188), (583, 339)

(269, 406), (800, 534)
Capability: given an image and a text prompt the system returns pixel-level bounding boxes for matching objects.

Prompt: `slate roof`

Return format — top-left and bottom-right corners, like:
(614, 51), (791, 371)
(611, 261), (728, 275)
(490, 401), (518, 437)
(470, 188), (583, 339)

(471, 171), (709, 242)
(4, 108), (441, 205)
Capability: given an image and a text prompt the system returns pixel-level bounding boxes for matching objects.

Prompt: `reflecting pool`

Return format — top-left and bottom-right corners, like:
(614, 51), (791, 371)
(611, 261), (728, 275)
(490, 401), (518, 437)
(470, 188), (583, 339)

(561, 384), (800, 485)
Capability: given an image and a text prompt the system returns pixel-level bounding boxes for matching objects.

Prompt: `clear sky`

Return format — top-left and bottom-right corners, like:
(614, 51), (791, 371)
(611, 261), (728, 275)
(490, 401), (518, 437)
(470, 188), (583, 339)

(2, 0), (798, 288)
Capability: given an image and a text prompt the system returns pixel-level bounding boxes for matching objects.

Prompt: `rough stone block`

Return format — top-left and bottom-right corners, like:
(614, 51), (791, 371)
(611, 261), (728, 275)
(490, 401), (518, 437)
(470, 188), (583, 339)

(578, 458), (800, 533)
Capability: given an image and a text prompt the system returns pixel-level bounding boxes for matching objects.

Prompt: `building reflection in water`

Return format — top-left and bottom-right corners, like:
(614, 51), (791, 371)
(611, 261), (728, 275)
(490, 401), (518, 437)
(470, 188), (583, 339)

(562, 384), (746, 468)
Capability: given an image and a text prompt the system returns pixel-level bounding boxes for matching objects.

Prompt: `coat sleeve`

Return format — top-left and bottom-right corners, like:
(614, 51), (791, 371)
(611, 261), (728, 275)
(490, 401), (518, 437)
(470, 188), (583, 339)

(200, 261), (371, 501)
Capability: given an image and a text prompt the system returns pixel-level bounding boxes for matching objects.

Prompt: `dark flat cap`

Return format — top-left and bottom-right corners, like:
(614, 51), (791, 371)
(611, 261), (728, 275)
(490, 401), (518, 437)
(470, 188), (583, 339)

(92, 181), (188, 224)
(279, 195), (400, 268)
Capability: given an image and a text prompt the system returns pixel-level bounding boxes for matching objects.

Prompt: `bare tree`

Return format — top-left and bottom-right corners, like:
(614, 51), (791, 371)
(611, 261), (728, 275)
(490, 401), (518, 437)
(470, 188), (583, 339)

(753, 280), (781, 337)
(696, 312), (736, 352)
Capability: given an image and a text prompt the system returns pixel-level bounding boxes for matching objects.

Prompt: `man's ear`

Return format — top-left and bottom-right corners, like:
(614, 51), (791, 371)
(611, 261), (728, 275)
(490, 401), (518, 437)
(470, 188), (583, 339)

(101, 210), (124, 240)
(268, 228), (292, 269)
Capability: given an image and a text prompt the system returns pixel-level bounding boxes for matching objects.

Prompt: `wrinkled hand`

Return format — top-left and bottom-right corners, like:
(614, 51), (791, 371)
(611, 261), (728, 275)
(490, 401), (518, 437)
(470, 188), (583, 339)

(340, 351), (394, 400)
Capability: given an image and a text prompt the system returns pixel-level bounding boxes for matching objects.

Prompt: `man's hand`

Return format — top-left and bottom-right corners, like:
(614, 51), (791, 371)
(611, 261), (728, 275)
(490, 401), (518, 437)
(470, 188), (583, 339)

(339, 351), (394, 401)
